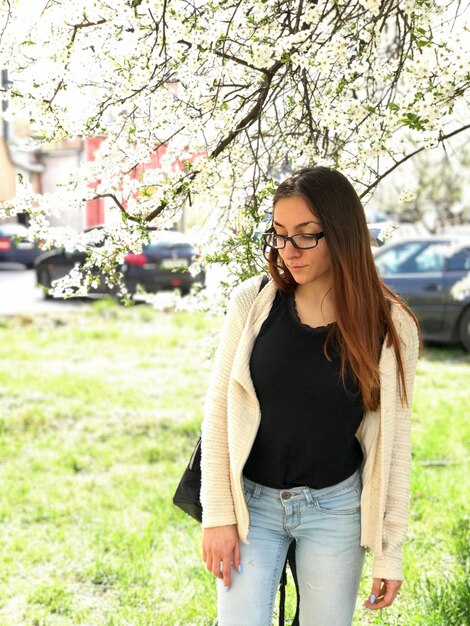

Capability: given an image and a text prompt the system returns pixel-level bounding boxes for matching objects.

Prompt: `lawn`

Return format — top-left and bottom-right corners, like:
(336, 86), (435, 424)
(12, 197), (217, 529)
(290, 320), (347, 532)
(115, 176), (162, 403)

(0, 300), (468, 626)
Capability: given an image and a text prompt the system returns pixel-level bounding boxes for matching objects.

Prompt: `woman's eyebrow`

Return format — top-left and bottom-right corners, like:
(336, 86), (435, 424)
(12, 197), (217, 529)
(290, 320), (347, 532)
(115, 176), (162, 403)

(273, 220), (320, 228)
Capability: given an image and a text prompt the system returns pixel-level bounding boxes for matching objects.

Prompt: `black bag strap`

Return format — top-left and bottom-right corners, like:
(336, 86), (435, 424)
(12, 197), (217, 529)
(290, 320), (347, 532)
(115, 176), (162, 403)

(288, 542), (300, 625)
(259, 274), (269, 293)
(278, 542), (300, 626)
(279, 561), (287, 625)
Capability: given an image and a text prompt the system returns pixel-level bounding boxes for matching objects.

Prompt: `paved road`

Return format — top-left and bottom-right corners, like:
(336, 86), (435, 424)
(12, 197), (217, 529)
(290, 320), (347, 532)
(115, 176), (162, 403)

(0, 265), (86, 316)
(0, 263), (228, 317)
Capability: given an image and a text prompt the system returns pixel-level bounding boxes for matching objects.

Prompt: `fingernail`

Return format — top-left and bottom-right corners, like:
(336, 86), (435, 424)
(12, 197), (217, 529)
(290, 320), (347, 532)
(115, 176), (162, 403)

(369, 594), (376, 604)
(224, 586), (230, 592)
(238, 564), (244, 575)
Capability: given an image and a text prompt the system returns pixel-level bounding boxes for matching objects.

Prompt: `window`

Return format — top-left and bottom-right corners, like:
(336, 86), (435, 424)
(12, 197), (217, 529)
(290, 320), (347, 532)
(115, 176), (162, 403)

(375, 242), (447, 274)
(375, 242), (425, 275)
(447, 248), (470, 272)
(413, 245), (446, 272)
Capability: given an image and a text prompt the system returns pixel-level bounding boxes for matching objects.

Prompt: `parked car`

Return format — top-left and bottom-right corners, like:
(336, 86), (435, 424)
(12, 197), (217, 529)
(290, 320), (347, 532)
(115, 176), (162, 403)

(34, 227), (205, 298)
(0, 223), (42, 267)
(374, 236), (470, 350)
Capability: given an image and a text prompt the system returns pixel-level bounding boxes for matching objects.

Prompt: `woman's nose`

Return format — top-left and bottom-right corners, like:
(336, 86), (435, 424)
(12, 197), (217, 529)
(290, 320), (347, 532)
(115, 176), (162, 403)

(282, 239), (301, 259)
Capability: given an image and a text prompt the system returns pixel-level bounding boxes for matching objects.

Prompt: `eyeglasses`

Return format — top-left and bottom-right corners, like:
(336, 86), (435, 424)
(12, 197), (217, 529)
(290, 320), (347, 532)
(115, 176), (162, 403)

(262, 231), (325, 250)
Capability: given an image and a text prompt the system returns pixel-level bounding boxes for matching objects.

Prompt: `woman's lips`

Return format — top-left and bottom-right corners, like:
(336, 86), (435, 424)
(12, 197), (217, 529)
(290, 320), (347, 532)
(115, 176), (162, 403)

(288, 265), (306, 271)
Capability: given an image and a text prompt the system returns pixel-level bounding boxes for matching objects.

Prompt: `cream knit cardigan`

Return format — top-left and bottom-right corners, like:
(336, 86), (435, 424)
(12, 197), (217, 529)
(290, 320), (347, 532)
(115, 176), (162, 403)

(201, 276), (419, 581)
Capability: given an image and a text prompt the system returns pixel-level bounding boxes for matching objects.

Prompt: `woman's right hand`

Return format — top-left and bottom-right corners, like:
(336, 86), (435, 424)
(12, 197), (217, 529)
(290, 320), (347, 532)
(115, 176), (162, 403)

(202, 525), (241, 589)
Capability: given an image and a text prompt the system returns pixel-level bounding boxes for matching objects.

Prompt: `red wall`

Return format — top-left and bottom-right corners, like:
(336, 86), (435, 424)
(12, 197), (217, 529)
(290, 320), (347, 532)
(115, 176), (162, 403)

(85, 137), (105, 228)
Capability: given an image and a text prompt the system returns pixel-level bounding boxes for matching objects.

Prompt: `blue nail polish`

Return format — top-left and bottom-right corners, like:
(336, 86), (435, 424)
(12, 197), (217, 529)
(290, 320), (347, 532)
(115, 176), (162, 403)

(238, 564), (244, 575)
(225, 586), (230, 592)
(369, 594), (376, 604)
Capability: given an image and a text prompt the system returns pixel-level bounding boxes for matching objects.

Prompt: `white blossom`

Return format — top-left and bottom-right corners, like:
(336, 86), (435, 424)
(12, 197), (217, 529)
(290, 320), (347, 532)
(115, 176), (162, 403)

(377, 224), (398, 243)
(358, 0), (381, 16)
(450, 275), (470, 302)
(0, 0), (468, 296)
(399, 188), (418, 204)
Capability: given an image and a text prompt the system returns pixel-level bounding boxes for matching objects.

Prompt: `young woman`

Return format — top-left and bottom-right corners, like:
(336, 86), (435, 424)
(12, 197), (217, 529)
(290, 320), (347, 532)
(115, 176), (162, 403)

(200, 166), (420, 626)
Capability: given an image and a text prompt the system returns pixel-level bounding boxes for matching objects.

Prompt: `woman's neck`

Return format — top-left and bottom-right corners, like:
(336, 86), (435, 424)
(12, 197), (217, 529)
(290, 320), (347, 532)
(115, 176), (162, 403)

(294, 282), (336, 327)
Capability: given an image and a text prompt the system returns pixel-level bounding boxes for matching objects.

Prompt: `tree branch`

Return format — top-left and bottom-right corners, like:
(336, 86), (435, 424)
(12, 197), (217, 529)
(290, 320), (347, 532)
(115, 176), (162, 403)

(359, 124), (470, 198)
(92, 193), (140, 222)
(44, 18), (107, 109)
(159, 0), (168, 56)
(143, 58), (285, 223)
(178, 38), (268, 74)
(0, 0), (11, 46)
(211, 60), (284, 159)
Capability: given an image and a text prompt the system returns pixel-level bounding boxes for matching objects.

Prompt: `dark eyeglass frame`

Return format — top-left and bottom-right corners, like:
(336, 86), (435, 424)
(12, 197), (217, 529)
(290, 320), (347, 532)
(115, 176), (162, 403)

(262, 230), (325, 250)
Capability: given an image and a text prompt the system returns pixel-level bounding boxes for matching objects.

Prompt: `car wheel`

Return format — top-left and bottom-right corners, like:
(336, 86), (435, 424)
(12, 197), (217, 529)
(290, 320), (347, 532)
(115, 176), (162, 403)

(37, 268), (52, 300)
(125, 280), (137, 296)
(458, 307), (470, 352)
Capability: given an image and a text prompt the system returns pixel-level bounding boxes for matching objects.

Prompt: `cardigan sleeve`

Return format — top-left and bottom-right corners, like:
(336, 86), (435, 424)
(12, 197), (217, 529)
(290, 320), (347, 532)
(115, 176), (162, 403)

(372, 310), (420, 580)
(200, 277), (259, 528)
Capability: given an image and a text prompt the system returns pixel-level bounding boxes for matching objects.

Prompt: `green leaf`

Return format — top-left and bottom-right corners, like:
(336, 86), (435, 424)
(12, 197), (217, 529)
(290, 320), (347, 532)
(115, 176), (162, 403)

(402, 112), (429, 131)
(336, 77), (348, 95)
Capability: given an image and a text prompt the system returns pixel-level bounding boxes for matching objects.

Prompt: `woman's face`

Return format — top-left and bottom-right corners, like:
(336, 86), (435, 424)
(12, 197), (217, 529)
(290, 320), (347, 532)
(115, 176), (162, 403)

(273, 195), (332, 289)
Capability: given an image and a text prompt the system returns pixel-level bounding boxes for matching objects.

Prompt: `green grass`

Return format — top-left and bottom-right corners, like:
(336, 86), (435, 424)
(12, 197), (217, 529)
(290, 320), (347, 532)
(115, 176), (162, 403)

(0, 301), (468, 625)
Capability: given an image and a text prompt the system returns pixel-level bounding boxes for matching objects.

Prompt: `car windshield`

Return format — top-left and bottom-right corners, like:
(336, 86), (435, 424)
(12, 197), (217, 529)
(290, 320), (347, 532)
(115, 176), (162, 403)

(148, 230), (189, 246)
(0, 223), (29, 237)
(375, 241), (448, 274)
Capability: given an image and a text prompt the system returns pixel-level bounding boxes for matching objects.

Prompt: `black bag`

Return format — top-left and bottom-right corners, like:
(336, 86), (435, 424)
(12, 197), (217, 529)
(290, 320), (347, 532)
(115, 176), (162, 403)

(172, 275), (299, 625)
(172, 436), (202, 523)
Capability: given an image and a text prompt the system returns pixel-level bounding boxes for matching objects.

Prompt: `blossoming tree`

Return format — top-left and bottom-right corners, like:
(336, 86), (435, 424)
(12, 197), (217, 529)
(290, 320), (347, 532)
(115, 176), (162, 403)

(0, 0), (469, 296)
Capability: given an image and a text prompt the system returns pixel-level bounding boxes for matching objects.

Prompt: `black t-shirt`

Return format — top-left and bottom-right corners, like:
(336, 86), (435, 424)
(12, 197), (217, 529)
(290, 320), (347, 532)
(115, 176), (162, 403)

(243, 290), (364, 489)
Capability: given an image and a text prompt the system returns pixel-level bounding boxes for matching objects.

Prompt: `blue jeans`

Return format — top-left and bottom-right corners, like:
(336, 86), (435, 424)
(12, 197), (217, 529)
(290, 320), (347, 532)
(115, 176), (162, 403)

(217, 470), (365, 626)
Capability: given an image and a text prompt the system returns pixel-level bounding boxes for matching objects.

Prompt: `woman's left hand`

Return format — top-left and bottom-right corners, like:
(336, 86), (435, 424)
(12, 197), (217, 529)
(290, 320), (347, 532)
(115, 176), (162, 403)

(364, 578), (402, 610)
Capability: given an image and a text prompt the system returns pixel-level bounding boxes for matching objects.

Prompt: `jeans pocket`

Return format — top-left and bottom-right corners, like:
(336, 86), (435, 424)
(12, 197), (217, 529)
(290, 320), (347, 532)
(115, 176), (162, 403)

(243, 485), (254, 506)
(315, 482), (361, 516)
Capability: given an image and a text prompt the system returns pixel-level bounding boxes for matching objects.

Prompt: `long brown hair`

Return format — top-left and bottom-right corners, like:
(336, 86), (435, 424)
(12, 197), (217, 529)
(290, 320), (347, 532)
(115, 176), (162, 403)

(265, 166), (419, 412)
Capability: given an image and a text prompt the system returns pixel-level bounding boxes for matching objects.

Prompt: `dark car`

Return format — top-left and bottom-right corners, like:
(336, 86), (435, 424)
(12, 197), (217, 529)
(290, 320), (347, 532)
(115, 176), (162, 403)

(0, 223), (42, 267)
(374, 236), (470, 351)
(34, 227), (205, 298)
